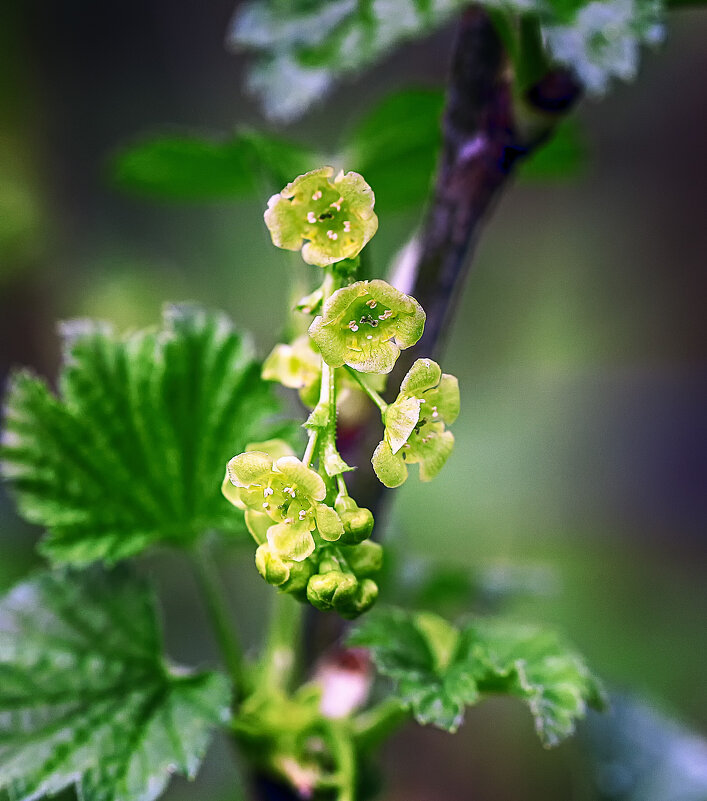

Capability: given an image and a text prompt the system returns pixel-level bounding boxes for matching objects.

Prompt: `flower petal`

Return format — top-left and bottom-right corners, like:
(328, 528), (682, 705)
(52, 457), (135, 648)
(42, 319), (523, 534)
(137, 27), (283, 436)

(245, 509), (272, 544)
(267, 522), (316, 562)
(221, 471), (246, 509)
(227, 451), (273, 487)
(400, 358), (442, 396)
(417, 430), (455, 482)
(372, 440), (408, 488)
(244, 438), (297, 461)
(346, 338), (399, 374)
(274, 456), (327, 501)
(433, 374), (460, 424)
(385, 395), (421, 454)
(315, 503), (344, 542)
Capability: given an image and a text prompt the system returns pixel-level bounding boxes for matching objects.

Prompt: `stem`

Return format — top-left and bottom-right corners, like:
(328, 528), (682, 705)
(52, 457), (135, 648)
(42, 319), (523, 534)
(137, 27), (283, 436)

(343, 365), (388, 416)
(326, 360), (337, 447)
(326, 722), (356, 801)
(303, 428), (319, 467)
(260, 591), (304, 691)
(191, 542), (245, 697)
(352, 698), (408, 752)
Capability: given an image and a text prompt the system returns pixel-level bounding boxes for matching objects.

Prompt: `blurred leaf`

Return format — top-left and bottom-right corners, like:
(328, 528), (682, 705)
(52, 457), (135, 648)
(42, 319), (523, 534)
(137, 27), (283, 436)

(518, 119), (587, 181)
(228, 1), (471, 122)
(542, 0), (665, 94)
(581, 694), (707, 801)
(238, 129), (321, 187)
(1, 305), (284, 565)
(462, 617), (607, 746)
(112, 131), (318, 201)
(230, 0), (667, 120)
(112, 135), (257, 199)
(350, 607), (605, 745)
(346, 88), (444, 212)
(0, 567), (231, 801)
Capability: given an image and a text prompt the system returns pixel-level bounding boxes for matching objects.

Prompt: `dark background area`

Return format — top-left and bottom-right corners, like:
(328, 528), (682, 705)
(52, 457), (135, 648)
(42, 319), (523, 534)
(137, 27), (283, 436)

(1, 1), (706, 799)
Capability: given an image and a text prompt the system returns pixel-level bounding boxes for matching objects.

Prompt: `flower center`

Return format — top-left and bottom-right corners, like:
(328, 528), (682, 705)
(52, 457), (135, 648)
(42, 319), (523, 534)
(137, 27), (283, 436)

(258, 480), (314, 526)
(291, 181), (358, 249)
(343, 297), (396, 340)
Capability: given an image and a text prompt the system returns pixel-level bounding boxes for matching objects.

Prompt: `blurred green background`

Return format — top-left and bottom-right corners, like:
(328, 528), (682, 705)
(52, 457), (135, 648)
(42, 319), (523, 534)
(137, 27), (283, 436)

(1, 1), (706, 800)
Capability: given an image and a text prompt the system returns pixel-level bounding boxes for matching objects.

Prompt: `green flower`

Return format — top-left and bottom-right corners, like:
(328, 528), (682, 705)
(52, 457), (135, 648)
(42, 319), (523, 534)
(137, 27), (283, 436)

(309, 280), (425, 374)
(262, 335), (387, 416)
(262, 335), (322, 406)
(223, 439), (343, 561)
(372, 359), (460, 487)
(264, 167), (378, 267)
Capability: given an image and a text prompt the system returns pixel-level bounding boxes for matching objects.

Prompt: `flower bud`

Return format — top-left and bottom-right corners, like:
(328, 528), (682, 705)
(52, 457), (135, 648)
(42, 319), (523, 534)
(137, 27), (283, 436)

(255, 544), (290, 586)
(339, 579), (379, 620)
(335, 496), (374, 544)
(340, 540), (383, 578)
(306, 570), (358, 612)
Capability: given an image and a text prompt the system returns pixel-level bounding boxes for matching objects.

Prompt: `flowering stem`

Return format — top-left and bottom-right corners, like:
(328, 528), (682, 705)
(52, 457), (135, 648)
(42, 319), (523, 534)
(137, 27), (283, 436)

(190, 541), (245, 699)
(343, 366), (388, 416)
(260, 591), (303, 692)
(302, 429), (319, 467)
(325, 722), (356, 801)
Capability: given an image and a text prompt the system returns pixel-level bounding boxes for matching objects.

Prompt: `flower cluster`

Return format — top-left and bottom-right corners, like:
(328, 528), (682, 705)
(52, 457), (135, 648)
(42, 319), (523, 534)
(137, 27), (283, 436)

(224, 168), (460, 618)
(223, 440), (380, 618)
(372, 359), (460, 487)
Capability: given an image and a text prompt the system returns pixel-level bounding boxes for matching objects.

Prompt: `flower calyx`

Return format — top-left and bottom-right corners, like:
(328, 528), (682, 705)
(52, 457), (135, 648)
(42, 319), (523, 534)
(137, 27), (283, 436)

(372, 358), (460, 488)
(264, 167), (378, 267)
(309, 280), (425, 374)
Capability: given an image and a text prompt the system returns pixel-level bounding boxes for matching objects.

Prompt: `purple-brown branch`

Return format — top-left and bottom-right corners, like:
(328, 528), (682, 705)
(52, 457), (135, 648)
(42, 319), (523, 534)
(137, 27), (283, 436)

(344, 7), (581, 516)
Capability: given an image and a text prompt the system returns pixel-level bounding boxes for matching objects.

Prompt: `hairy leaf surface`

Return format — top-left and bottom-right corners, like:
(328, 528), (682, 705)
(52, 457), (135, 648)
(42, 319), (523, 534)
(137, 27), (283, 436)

(0, 568), (231, 801)
(1, 305), (283, 565)
(350, 607), (605, 744)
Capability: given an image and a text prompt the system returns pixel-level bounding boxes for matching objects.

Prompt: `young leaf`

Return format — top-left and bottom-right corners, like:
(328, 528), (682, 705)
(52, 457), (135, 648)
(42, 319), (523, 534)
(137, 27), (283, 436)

(349, 607), (605, 745)
(542, 0), (664, 95)
(348, 607), (478, 732)
(1, 305), (284, 565)
(112, 131), (318, 201)
(460, 618), (607, 747)
(0, 567), (231, 801)
(228, 1), (471, 122)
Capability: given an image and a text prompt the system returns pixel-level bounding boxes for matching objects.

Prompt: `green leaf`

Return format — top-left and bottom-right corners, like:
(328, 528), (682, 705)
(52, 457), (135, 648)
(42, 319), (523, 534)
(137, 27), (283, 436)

(460, 618), (607, 747)
(345, 88), (445, 213)
(228, 1), (469, 121)
(0, 567), (231, 801)
(349, 607), (605, 744)
(1, 305), (283, 565)
(112, 131), (317, 201)
(349, 607), (478, 732)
